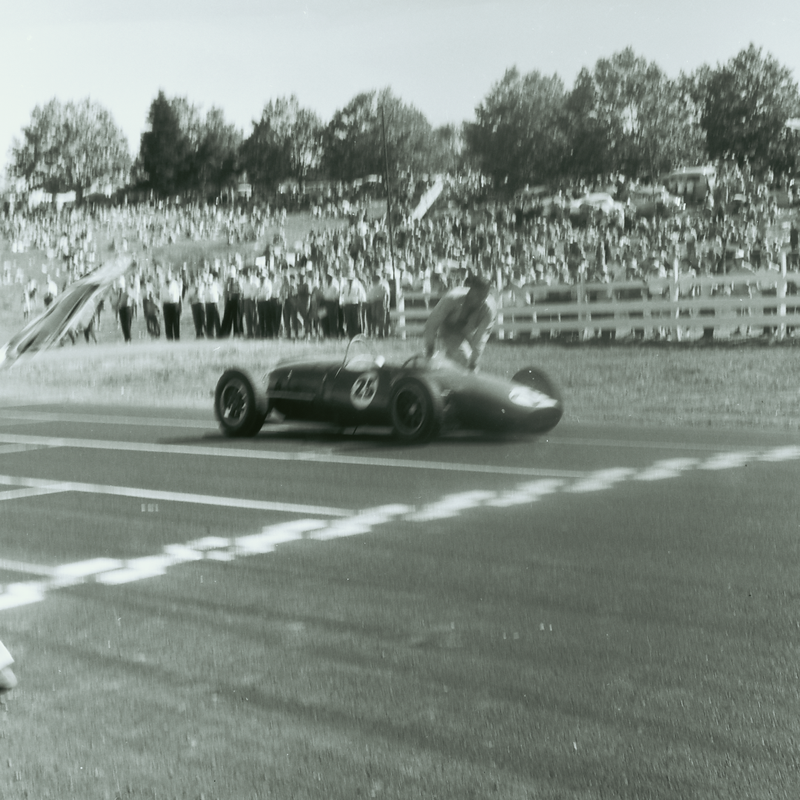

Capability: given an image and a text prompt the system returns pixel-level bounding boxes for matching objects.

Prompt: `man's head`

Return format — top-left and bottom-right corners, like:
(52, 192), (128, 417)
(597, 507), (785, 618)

(463, 274), (491, 311)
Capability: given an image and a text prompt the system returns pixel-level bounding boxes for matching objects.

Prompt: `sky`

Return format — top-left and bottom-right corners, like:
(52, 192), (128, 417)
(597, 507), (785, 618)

(2, 0), (800, 175)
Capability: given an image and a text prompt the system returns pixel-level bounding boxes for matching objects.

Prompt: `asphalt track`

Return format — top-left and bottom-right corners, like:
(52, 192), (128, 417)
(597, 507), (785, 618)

(1, 404), (797, 605)
(1, 402), (800, 796)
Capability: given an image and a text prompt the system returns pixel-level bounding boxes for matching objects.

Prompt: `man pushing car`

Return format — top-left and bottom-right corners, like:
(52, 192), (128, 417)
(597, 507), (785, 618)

(423, 273), (497, 371)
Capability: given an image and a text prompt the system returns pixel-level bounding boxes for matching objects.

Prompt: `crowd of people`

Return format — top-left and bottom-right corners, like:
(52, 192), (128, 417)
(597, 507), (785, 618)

(3, 160), (800, 345)
(103, 253), (393, 345)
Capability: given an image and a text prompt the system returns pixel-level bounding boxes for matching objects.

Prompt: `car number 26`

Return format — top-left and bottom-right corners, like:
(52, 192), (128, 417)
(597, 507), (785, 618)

(350, 371), (379, 410)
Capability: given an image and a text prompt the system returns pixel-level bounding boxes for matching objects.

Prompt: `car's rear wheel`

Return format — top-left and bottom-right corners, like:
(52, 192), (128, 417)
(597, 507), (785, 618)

(214, 369), (268, 437)
(390, 377), (443, 443)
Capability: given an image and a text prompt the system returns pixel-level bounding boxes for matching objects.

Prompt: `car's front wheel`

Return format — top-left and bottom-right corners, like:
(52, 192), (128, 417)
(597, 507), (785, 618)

(214, 369), (268, 437)
(389, 377), (443, 443)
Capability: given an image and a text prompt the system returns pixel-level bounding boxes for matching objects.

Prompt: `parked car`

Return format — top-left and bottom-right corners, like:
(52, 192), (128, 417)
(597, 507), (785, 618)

(569, 192), (626, 226)
(662, 166), (716, 204)
(625, 185), (684, 218)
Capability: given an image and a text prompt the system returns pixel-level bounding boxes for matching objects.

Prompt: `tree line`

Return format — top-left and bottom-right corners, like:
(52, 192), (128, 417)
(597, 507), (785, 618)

(6, 44), (800, 204)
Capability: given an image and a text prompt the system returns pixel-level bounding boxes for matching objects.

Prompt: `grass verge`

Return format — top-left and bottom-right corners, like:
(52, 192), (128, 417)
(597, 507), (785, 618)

(1, 336), (799, 431)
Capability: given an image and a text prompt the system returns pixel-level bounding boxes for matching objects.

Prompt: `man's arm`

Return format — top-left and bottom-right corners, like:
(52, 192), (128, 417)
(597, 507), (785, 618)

(423, 293), (454, 357)
(465, 300), (497, 369)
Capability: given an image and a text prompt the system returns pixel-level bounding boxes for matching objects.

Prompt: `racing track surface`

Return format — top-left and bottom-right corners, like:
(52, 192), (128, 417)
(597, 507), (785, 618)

(1, 402), (799, 798)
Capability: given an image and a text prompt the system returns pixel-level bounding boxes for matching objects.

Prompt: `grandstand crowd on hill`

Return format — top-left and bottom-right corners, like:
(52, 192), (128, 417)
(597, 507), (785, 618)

(3, 161), (800, 345)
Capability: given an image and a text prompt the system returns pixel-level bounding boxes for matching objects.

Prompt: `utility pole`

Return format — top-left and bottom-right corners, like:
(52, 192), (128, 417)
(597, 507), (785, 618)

(380, 103), (396, 279)
(381, 101), (404, 338)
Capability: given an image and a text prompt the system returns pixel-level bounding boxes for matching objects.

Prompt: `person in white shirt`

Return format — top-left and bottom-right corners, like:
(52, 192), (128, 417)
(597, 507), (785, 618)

(204, 274), (222, 338)
(340, 268), (367, 338)
(242, 270), (260, 338)
(255, 272), (272, 338)
(113, 274), (136, 343)
(186, 275), (206, 338)
(220, 264), (243, 337)
(366, 270), (390, 337)
(161, 270), (183, 340)
(269, 268), (283, 339)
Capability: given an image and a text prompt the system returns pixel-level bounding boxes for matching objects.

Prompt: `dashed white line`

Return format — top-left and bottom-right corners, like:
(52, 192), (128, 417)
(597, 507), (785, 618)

(2, 442), (800, 613)
(567, 468), (636, 493)
(635, 458), (699, 482)
(407, 491), (497, 522)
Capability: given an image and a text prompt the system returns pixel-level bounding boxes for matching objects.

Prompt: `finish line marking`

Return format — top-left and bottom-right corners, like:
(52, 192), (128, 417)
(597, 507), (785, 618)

(2, 444), (799, 612)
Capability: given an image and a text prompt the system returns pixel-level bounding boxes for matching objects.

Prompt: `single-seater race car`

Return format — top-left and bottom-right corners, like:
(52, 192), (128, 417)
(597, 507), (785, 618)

(214, 336), (563, 443)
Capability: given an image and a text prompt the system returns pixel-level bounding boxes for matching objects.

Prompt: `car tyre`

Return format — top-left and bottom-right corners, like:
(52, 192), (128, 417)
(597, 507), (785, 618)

(214, 369), (268, 437)
(389, 377), (443, 443)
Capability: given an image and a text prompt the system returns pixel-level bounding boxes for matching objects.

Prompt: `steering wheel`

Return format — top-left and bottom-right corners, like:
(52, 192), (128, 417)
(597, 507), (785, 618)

(402, 353), (427, 368)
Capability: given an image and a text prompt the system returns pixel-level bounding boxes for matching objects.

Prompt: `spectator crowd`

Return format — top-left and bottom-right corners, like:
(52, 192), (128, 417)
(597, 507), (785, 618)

(3, 159), (800, 346)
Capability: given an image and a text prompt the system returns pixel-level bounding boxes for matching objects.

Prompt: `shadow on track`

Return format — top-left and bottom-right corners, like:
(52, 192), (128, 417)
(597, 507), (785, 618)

(160, 419), (545, 453)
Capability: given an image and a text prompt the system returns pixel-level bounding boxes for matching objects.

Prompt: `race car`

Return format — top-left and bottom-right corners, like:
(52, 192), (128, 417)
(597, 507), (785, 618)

(214, 336), (563, 443)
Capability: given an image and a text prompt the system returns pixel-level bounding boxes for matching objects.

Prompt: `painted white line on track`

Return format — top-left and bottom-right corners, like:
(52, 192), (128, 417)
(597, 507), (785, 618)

(634, 458), (699, 481)
(486, 479), (564, 508)
(234, 520), (328, 554)
(758, 446), (800, 462)
(0, 474), (352, 517)
(2, 442), (800, 613)
(0, 444), (50, 455)
(567, 468), (636, 493)
(0, 410), (212, 429)
(550, 436), (782, 453)
(408, 491), (497, 522)
(0, 485), (71, 503)
(0, 559), (56, 577)
(698, 451), (758, 470)
(0, 583), (45, 610)
(0, 433), (585, 478)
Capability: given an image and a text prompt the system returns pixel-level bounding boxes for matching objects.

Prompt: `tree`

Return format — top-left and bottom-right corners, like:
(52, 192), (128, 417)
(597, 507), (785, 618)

(430, 124), (471, 176)
(140, 91), (192, 197)
(700, 44), (800, 170)
(637, 73), (706, 178)
(140, 93), (241, 198)
(194, 107), (242, 198)
(564, 49), (706, 180)
(240, 96), (321, 192)
(563, 68), (612, 180)
(9, 98), (131, 202)
(465, 67), (568, 190)
(322, 89), (437, 185)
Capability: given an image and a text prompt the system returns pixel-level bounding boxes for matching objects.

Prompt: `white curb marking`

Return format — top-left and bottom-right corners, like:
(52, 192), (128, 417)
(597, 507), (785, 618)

(635, 458), (699, 481)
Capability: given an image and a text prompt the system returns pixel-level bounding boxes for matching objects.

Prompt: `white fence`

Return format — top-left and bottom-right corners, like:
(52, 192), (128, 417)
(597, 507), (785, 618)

(392, 271), (800, 341)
